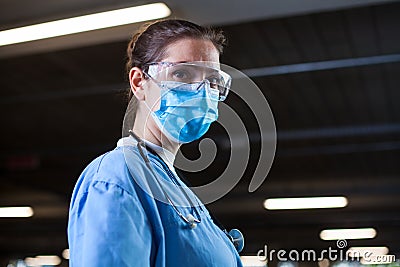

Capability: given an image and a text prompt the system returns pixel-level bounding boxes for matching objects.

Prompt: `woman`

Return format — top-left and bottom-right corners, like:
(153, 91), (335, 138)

(68, 19), (243, 266)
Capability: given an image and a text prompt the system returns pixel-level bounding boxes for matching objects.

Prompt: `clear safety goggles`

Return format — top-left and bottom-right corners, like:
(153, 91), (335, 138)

(143, 61), (232, 101)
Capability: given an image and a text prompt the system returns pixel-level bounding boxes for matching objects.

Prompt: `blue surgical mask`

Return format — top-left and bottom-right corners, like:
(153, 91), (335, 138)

(149, 80), (219, 143)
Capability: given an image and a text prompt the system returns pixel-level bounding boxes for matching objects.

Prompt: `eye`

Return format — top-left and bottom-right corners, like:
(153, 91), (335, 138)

(172, 70), (190, 80)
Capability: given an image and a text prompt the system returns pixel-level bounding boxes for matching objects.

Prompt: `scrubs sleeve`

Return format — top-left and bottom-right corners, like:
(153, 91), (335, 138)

(69, 180), (152, 267)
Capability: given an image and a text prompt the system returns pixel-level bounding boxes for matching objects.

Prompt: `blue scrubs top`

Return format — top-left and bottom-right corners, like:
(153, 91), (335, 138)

(68, 136), (243, 267)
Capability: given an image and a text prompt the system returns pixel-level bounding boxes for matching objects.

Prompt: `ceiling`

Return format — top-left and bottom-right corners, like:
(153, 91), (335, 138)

(0, 0), (400, 266)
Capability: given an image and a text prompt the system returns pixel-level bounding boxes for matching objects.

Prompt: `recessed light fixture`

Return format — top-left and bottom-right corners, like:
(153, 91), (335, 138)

(0, 2), (171, 46)
(62, 249), (70, 260)
(0, 206), (34, 217)
(320, 228), (377, 240)
(263, 196), (348, 210)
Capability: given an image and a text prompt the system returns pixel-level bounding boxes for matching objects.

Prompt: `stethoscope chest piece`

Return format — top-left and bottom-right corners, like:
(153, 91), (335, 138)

(186, 214), (198, 229)
(228, 229), (244, 253)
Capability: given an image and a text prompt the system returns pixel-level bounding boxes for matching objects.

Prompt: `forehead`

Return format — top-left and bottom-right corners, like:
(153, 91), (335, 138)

(162, 38), (220, 63)
(146, 61), (223, 79)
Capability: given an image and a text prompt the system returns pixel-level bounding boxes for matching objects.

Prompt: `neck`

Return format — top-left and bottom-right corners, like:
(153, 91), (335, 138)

(132, 103), (180, 156)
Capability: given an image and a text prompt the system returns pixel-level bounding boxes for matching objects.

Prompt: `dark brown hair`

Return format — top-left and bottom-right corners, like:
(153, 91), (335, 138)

(125, 19), (227, 100)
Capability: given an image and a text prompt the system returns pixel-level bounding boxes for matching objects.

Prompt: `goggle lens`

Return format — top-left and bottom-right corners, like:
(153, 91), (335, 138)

(146, 62), (231, 101)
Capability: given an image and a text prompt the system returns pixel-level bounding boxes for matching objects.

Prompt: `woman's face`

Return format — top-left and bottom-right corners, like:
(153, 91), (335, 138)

(144, 38), (220, 110)
(142, 38), (220, 145)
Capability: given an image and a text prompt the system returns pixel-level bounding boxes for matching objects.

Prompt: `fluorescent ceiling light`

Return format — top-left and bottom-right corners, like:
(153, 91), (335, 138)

(263, 196), (348, 210)
(0, 2), (171, 46)
(347, 247), (389, 257)
(320, 228), (377, 240)
(25, 255), (61, 266)
(240, 256), (267, 267)
(0, 206), (34, 217)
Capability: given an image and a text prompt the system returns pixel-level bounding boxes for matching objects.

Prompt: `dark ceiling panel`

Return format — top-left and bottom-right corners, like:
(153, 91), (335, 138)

(374, 3), (400, 54)
(284, 16), (326, 62)
(345, 7), (379, 57)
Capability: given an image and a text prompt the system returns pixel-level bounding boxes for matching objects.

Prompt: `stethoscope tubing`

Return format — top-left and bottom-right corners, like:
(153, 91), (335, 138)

(127, 130), (244, 252)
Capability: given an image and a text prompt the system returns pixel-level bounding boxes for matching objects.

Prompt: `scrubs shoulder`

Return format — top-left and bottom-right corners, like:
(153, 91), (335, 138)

(68, 137), (243, 267)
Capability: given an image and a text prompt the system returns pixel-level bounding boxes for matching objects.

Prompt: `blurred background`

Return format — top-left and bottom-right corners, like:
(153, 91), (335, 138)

(0, 0), (399, 266)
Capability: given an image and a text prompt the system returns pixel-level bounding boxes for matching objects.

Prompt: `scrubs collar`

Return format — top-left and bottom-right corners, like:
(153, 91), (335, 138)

(117, 136), (176, 172)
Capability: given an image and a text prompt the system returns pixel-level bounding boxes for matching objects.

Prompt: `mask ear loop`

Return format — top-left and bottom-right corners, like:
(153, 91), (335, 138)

(195, 79), (209, 90)
(198, 79), (221, 102)
(139, 68), (163, 113)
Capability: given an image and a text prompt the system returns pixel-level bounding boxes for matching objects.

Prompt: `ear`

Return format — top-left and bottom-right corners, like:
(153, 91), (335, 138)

(129, 67), (146, 101)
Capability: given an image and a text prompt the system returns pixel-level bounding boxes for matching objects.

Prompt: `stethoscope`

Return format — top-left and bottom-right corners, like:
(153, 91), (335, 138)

(128, 130), (244, 253)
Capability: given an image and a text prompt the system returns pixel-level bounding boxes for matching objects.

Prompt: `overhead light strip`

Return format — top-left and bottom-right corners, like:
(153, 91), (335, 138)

(320, 228), (377, 240)
(240, 256), (267, 267)
(0, 206), (34, 217)
(24, 255), (61, 266)
(0, 2), (171, 46)
(263, 196), (348, 210)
